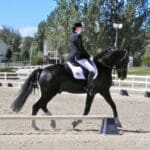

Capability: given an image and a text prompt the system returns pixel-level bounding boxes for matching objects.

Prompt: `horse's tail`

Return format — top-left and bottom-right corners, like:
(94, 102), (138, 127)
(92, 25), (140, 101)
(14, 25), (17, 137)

(11, 68), (42, 112)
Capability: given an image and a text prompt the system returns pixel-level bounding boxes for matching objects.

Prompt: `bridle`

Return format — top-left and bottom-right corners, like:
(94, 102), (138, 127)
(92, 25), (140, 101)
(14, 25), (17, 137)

(98, 49), (128, 71)
(119, 49), (128, 63)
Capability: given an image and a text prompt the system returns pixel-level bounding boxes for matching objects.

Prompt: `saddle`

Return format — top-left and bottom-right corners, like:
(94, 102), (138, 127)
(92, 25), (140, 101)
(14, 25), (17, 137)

(65, 61), (98, 80)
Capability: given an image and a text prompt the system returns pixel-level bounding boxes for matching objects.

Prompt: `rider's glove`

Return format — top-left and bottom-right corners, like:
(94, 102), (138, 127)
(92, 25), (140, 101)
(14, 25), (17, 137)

(90, 56), (94, 61)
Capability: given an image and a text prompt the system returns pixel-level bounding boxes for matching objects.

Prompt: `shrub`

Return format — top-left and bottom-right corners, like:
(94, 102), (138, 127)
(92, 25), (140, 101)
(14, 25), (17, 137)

(142, 53), (150, 66)
(31, 55), (43, 65)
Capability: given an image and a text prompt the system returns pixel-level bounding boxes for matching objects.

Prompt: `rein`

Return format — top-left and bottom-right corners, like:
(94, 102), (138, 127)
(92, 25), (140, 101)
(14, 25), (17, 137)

(99, 60), (128, 71)
(96, 49), (128, 71)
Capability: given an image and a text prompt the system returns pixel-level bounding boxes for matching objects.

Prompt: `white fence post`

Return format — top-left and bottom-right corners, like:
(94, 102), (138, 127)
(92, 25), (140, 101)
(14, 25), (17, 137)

(4, 72), (7, 81)
(118, 79), (121, 88)
(132, 75), (135, 89)
(145, 75), (148, 90)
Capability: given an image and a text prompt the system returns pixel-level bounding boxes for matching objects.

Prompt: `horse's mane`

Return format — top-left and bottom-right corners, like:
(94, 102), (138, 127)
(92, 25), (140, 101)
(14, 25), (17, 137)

(94, 48), (113, 60)
(94, 47), (127, 61)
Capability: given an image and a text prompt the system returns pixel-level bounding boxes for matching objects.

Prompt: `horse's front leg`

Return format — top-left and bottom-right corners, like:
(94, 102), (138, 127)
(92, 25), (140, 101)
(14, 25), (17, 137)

(99, 89), (122, 128)
(72, 94), (95, 128)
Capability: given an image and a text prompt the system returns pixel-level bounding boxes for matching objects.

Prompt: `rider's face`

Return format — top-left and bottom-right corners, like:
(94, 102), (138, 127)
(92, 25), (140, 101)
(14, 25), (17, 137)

(75, 27), (82, 34)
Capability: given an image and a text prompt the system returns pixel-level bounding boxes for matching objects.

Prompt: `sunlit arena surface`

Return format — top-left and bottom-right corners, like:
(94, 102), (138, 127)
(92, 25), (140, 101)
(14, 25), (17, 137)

(0, 87), (149, 150)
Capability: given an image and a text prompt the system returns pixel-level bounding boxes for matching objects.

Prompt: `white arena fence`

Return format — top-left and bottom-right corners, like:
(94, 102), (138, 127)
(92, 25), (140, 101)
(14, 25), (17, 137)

(0, 115), (111, 120)
(0, 72), (150, 92)
(112, 74), (150, 92)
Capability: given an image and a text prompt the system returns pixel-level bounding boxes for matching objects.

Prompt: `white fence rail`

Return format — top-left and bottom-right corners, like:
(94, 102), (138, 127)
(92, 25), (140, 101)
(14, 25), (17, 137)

(0, 115), (111, 120)
(0, 72), (150, 92)
(0, 72), (29, 80)
(112, 74), (150, 92)
(0, 72), (28, 88)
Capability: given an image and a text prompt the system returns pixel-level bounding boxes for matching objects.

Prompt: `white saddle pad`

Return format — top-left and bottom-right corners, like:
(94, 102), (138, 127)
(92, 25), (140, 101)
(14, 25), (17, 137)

(66, 62), (98, 80)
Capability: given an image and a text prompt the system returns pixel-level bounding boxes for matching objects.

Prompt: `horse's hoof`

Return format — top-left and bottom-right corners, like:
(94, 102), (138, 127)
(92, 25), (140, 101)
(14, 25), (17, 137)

(32, 125), (40, 131)
(72, 121), (77, 128)
(72, 120), (82, 128)
(32, 121), (40, 130)
(115, 118), (122, 128)
(116, 120), (122, 128)
(117, 122), (122, 128)
(51, 120), (56, 129)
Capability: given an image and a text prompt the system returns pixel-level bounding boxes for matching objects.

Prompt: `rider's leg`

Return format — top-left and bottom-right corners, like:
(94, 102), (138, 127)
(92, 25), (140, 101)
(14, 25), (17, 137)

(77, 59), (95, 95)
(87, 71), (95, 95)
(77, 59), (95, 73)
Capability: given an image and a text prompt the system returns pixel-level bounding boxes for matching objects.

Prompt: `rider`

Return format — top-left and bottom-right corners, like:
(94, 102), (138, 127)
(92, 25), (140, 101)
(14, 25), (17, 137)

(69, 22), (95, 95)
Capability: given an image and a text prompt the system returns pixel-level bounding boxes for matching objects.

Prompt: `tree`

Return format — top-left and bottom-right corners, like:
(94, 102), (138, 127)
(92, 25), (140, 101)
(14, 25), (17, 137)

(0, 26), (21, 62)
(36, 21), (47, 52)
(0, 26), (21, 53)
(46, 0), (103, 55)
(31, 54), (43, 65)
(36, 0), (150, 66)
(6, 49), (12, 61)
(142, 53), (150, 66)
(121, 0), (150, 65)
(20, 37), (33, 62)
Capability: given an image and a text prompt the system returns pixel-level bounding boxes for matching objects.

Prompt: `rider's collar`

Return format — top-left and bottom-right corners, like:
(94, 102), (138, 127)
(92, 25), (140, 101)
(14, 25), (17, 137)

(75, 31), (81, 34)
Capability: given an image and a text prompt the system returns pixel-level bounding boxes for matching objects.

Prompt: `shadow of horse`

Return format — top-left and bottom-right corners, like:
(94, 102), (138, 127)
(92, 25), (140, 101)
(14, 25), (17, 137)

(72, 128), (150, 134)
(120, 128), (150, 134)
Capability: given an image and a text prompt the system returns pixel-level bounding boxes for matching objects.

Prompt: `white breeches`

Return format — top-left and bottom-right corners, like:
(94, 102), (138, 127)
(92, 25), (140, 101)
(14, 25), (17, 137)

(77, 59), (95, 73)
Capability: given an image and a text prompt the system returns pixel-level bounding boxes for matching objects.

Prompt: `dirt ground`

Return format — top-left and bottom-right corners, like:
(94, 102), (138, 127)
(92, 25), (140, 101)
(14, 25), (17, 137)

(0, 87), (150, 150)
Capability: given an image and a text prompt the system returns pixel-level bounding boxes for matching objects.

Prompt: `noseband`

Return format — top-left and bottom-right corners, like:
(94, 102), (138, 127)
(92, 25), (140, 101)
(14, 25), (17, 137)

(119, 49), (128, 63)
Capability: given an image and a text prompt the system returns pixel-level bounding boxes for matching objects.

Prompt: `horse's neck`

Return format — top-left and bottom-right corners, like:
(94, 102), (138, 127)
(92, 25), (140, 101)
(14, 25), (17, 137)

(98, 50), (123, 67)
(94, 57), (112, 76)
(94, 56), (114, 69)
(95, 61), (112, 80)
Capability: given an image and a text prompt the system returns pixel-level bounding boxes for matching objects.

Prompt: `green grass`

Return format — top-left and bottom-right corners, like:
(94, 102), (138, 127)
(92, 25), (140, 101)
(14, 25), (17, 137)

(0, 67), (14, 72)
(128, 67), (150, 75)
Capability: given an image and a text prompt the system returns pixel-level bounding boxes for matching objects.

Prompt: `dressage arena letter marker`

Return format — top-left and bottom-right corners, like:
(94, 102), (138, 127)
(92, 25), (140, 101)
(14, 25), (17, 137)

(144, 91), (150, 98)
(8, 83), (13, 87)
(120, 89), (129, 96)
(100, 118), (119, 135)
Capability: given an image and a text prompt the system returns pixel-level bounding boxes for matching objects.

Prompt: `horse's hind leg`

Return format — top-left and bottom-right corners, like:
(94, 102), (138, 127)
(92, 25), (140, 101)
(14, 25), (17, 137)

(41, 95), (57, 129)
(31, 91), (57, 130)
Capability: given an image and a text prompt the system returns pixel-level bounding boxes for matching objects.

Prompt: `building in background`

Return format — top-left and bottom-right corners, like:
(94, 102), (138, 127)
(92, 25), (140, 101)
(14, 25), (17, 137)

(43, 40), (59, 64)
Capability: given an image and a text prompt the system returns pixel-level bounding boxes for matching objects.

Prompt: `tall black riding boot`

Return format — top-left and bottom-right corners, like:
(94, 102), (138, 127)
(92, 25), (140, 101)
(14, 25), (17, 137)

(87, 72), (95, 96)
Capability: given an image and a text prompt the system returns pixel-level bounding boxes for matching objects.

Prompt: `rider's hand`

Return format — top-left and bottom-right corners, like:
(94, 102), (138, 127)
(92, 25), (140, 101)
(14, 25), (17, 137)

(90, 56), (94, 61)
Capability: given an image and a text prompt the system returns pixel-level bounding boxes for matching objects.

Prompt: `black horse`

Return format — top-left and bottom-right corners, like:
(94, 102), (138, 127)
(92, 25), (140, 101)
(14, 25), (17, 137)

(12, 48), (129, 130)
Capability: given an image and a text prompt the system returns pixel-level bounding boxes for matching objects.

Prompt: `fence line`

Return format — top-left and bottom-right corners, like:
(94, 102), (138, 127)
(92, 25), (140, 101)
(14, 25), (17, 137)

(112, 74), (150, 91)
(0, 72), (150, 92)
(0, 115), (111, 120)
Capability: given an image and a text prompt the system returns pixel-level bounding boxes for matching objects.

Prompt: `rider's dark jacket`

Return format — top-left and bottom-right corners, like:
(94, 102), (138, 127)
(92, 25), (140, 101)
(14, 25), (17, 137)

(69, 32), (90, 62)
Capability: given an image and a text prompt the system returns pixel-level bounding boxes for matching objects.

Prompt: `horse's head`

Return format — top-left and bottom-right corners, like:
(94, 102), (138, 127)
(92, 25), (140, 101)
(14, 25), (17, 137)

(94, 48), (129, 80)
(114, 49), (129, 80)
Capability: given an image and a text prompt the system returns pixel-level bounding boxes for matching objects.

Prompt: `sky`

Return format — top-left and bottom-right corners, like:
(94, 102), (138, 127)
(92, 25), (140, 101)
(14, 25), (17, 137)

(0, 0), (57, 37)
(0, 0), (150, 37)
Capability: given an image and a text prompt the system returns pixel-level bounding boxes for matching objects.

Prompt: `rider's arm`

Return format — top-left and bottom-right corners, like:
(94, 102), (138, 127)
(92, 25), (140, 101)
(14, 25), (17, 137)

(74, 34), (90, 59)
